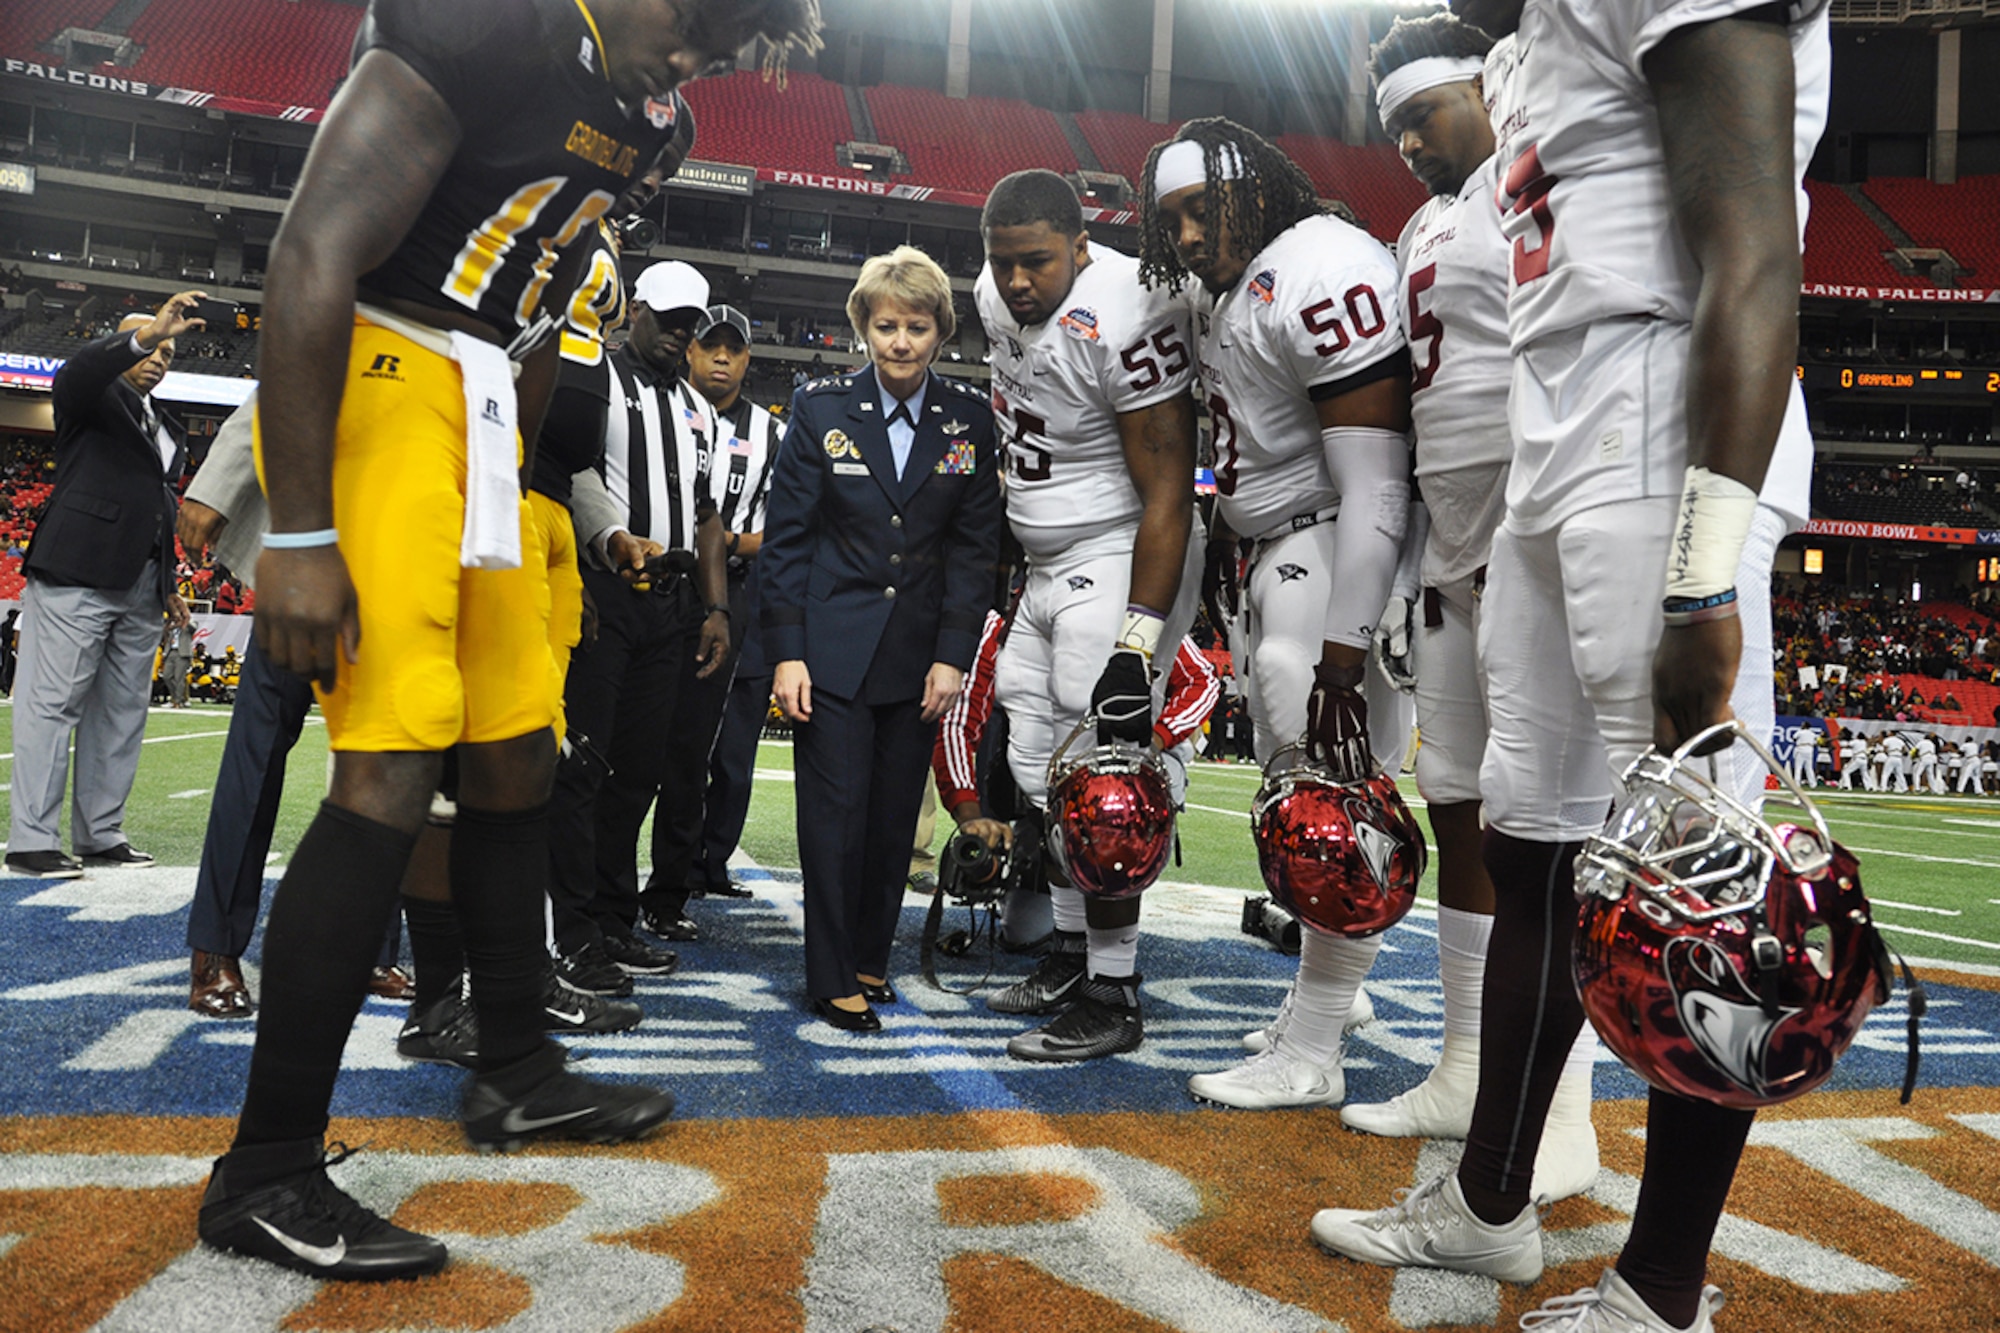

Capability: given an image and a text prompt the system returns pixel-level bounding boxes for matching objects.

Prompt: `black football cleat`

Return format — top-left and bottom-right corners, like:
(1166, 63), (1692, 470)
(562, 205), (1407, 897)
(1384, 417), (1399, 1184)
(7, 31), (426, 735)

(554, 941), (634, 996)
(461, 1041), (675, 1153)
(600, 930), (678, 976)
(985, 930), (1086, 1015)
(197, 1140), (447, 1281)
(396, 988), (480, 1069)
(1006, 973), (1143, 1063)
(541, 970), (642, 1034)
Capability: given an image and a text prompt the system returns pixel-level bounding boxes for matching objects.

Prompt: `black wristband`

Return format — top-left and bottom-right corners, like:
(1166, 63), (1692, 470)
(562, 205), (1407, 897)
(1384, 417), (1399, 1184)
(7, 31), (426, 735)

(706, 604), (731, 618)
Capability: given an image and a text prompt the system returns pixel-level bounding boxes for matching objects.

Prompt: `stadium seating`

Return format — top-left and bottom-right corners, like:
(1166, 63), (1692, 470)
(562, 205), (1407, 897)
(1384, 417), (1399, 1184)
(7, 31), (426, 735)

(1803, 179), (1918, 290)
(1074, 109), (1182, 190)
(865, 84), (1077, 195)
(1273, 135), (1429, 243)
(1861, 175), (2000, 288)
(680, 69), (853, 178)
(119, 0), (360, 107)
(0, 1), (115, 64)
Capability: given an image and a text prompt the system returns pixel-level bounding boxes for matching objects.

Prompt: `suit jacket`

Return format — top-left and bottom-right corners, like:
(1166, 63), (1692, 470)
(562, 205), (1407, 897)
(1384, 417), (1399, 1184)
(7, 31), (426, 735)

(28, 330), (187, 599)
(183, 391), (265, 588)
(760, 367), (1001, 704)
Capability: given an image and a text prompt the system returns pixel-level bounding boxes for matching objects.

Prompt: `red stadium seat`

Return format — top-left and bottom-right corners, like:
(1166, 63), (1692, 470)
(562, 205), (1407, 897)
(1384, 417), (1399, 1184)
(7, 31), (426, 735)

(680, 69), (853, 177)
(0, 1), (117, 63)
(1272, 135), (1430, 243)
(117, 0), (360, 107)
(866, 85), (1077, 196)
(1803, 180), (1921, 290)
(1074, 109), (1183, 189)
(1861, 175), (2000, 288)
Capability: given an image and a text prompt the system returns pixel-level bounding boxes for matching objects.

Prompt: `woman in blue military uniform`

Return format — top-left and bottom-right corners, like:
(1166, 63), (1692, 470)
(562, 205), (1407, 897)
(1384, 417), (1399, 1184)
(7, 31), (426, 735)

(762, 245), (1003, 1031)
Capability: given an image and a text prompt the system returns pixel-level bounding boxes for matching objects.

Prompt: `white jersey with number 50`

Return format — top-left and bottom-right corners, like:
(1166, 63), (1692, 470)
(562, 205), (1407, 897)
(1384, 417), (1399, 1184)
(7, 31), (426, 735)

(1192, 214), (1407, 542)
(976, 243), (1196, 560)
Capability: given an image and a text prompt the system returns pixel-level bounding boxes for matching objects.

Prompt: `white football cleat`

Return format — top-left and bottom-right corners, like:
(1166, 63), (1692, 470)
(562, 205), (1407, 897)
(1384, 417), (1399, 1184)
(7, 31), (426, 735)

(1310, 1172), (1542, 1285)
(1341, 1031), (1479, 1139)
(1243, 984), (1371, 1054)
(1518, 1267), (1725, 1331)
(1189, 1043), (1344, 1109)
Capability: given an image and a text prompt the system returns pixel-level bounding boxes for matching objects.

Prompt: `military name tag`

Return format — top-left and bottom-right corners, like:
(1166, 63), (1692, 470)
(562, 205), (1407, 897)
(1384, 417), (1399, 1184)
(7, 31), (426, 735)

(834, 461), (870, 475)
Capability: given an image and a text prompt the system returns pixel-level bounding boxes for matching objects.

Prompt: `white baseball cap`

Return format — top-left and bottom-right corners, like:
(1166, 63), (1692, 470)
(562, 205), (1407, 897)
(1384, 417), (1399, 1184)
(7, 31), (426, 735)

(632, 261), (709, 315)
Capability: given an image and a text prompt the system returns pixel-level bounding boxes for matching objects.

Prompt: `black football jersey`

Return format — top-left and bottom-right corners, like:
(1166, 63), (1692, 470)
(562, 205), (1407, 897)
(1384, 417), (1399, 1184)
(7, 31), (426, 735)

(354, 0), (682, 338)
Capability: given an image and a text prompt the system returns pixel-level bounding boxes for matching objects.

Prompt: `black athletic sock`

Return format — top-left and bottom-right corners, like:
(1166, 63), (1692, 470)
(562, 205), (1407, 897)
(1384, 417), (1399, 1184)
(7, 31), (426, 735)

(403, 896), (464, 1012)
(1615, 1088), (1757, 1327)
(233, 803), (415, 1150)
(452, 802), (555, 1072)
(1457, 829), (1588, 1225)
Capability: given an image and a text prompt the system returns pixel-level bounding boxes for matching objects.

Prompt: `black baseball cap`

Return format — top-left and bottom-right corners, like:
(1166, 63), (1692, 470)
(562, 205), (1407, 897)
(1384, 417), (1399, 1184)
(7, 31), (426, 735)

(694, 304), (751, 345)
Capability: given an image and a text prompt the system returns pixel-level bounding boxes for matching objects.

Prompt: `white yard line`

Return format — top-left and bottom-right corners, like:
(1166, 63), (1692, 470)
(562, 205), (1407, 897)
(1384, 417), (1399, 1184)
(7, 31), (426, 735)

(1875, 921), (2000, 952)
(1869, 898), (1962, 917)
(1845, 844), (2000, 870)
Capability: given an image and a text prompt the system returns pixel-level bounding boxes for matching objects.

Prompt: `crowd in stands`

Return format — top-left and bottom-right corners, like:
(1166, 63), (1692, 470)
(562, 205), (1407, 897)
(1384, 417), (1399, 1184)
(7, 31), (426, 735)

(1813, 461), (1999, 525)
(1773, 583), (2000, 725)
(1, 434), (253, 614)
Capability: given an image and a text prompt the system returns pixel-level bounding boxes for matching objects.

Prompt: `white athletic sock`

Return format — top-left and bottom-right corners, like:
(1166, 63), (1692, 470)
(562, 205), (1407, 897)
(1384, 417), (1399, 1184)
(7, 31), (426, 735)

(1564, 1022), (1599, 1083)
(1276, 930), (1382, 1066)
(1435, 906), (1492, 1044)
(1086, 923), (1139, 979)
(1050, 883), (1085, 934)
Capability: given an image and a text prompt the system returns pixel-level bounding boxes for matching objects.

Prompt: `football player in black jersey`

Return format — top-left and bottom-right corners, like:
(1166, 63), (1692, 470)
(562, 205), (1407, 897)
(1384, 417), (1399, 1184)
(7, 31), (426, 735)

(199, 0), (820, 1282)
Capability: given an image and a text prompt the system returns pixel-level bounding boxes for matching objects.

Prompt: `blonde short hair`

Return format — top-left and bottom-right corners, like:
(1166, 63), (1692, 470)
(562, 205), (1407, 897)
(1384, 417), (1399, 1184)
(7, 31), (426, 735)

(846, 244), (956, 347)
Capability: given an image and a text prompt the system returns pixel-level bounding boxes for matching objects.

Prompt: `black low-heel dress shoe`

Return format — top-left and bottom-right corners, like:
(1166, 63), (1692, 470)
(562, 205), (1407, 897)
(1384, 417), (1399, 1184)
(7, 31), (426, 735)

(810, 997), (881, 1032)
(859, 980), (898, 1006)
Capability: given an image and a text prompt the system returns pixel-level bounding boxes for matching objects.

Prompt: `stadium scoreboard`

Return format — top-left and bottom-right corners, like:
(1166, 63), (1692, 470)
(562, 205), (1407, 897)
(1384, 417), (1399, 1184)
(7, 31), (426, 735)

(1799, 363), (2000, 399)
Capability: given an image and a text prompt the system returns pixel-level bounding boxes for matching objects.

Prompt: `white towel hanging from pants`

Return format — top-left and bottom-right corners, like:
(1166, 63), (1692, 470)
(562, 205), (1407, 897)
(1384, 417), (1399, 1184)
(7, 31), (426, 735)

(449, 330), (522, 570)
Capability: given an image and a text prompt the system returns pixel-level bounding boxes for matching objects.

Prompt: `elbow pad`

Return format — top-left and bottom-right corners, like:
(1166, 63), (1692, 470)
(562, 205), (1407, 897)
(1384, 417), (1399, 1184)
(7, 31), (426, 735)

(1320, 426), (1411, 650)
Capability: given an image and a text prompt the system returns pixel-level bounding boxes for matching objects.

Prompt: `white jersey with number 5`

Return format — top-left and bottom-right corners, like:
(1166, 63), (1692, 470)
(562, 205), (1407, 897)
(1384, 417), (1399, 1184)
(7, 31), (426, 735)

(1398, 153), (1512, 588)
(1494, 0), (1829, 532)
(1192, 214), (1407, 542)
(976, 243), (1196, 561)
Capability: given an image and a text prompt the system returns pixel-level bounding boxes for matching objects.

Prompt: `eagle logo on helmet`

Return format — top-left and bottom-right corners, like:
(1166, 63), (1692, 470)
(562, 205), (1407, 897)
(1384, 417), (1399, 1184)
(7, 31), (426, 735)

(1573, 720), (1918, 1111)
(1047, 722), (1175, 900)
(1250, 746), (1424, 939)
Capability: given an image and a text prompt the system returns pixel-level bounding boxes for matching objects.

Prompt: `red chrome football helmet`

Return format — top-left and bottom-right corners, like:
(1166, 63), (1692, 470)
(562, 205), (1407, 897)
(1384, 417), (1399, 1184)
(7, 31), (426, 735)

(1251, 743), (1425, 938)
(1047, 722), (1175, 900)
(1574, 720), (1905, 1110)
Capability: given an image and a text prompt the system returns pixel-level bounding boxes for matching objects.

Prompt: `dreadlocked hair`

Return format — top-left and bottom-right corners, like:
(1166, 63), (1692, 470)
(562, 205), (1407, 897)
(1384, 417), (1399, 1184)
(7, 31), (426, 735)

(1367, 12), (1495, 86)
(683, 0), (825, 86)
(1137, 117), (1323, 296)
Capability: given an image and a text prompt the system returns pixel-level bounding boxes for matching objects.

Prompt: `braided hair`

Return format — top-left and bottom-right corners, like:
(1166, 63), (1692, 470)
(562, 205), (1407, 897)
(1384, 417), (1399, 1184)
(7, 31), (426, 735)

(1137, 117), (1324, 295)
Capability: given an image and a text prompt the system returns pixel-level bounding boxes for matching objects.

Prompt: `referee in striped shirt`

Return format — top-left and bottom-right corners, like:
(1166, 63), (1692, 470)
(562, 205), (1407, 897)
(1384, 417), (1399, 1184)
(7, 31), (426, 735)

(544, 262), (732, 995)
(641, 303), (781, 937)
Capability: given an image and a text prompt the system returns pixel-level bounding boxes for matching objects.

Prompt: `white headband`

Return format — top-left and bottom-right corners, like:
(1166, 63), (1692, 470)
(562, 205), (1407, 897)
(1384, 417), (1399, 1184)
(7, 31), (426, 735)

(1375, 56), (1485, 130)
(1153, 139), (1242, 203)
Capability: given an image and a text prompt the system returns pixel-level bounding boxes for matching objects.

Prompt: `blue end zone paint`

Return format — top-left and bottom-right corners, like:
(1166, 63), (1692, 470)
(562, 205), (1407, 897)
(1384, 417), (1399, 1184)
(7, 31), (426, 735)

(0, 868), (1986, 1122)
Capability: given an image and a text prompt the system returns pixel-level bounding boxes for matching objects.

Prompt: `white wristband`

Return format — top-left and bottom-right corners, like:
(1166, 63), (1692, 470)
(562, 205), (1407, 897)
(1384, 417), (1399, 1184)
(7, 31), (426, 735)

(263, 528), (339, 550)
(1118, 606), (1166, 660)
(1664, 466), (1757, 601)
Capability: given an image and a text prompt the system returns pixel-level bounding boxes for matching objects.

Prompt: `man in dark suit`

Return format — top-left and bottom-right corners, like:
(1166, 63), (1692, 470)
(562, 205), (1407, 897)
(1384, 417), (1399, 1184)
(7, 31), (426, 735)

(763, 246), (1003, 1031)
(6, 292), (202, 879)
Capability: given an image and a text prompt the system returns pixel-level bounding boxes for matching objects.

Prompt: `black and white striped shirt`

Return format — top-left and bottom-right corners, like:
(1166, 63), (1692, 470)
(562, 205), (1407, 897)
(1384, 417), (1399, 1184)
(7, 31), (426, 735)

(706, 395), (780, 544)
(602, 346), (716, 554)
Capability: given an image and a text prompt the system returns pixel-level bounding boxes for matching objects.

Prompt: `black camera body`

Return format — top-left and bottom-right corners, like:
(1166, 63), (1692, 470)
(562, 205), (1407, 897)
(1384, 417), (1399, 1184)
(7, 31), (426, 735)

(1241, 894), (1302, 955)
(941, 831), (1007, 905)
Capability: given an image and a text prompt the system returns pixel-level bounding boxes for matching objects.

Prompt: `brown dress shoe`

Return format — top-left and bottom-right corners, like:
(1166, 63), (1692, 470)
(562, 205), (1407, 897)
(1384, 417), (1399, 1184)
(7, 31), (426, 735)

(190, 951), (253, 1019)
(368, 965), (417, 1002)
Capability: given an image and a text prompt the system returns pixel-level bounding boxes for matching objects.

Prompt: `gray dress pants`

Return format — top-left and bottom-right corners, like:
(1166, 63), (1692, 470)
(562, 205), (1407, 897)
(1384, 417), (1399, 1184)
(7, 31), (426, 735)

(8, 564), (164, 854)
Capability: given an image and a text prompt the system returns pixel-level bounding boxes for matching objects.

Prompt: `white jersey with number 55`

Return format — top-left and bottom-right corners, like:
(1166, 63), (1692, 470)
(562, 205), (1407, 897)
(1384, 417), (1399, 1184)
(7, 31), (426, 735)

(1192, 213), (1407, 542)
(976, 243), (1196, 560)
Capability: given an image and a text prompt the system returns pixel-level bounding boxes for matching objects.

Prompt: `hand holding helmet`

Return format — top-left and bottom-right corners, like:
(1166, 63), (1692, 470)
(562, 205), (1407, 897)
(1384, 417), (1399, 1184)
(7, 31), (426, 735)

(1306, 658), (1371, 782)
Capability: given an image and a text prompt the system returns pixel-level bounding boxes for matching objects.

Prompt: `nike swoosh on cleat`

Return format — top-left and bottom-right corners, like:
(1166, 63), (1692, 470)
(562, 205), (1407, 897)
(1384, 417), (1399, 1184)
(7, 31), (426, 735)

(252, 1216), (347, 1268)
(498, 1105), (599, 1134)
(1417, 1236), (1526, 1266)
(544, 1005), (587, 1026)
